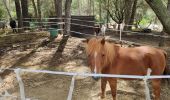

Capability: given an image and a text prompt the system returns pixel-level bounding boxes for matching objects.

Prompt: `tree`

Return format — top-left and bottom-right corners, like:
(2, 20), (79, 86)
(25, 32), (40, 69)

(14, 0), (23, 32)
(168, 0), (170, 13)
(162, 0), (170, 33)
(106, 0), (110, 28)
(37, 0), (42, 27)
(99, 0), (102, 26)
(64, 0), (72, 36)
(77, 0), (81, 15)
(3, 0), (12, 19)
(31, 0), (38, 18)
(124, 0), (135, 31)
(54, 0), (63, 34)
(21, 0), (29, 28)
(145, 0), (170, 34)
(87, 0), (92, 15)
(105, 0), (125, 30)
(128, 0), (138, 30)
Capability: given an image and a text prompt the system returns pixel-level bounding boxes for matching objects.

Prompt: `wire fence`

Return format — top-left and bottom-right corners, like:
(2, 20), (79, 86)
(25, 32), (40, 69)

(2, 17), (165, 40)
(1, 68), (170, 100)
(0, 17), (168, 100)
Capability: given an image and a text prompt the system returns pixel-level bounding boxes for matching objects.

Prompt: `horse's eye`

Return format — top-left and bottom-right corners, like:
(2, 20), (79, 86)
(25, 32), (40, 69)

(102, 54), (105, 57)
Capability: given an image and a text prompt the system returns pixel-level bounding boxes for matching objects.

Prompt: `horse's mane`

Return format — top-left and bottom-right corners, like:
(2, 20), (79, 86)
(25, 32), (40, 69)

(85, 38), (117, 65)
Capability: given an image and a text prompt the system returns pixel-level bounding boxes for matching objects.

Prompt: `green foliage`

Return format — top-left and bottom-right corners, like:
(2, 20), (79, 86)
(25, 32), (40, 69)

(0, 0), (164, 27)
(0, 7), (4, 19)
(0, 1), (7, 19)
(138, 8), (156, 28)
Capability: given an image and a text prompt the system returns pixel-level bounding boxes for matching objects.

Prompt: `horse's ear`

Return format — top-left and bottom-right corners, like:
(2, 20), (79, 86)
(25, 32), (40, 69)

(101, 38), (105, 45)
(82, 38), (89, 43)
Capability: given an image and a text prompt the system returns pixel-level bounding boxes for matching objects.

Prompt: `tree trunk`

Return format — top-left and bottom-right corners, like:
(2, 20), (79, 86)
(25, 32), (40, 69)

(106, 0), (110, 28)
(77, 0), (80, 15)
(87, 0), (92, 15)
(37, 0), (42, 28)
(14, 0), (23, 32)
(31, 0), (38, 18)
(92, 0), (95, 15)
(21, 0), (29, 28)
(64, 0), (72, 36)
(3, 0), (12, 19)
(89, 0), (92, 15)
(124, 0), (134, 31)
(145, 0), (170, 34)
(162, 0), (170, 33)
(99, 0), (102, 26)
(54, 0), (63, 34)
(168, 0), (170, 13)
(128, 0), (138, 30)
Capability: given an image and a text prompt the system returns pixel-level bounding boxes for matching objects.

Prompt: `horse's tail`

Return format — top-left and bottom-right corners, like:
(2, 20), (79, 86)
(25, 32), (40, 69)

(162, 50), (170, 83)
(163, 51), (168, 75)
(163, 51), (167, 59)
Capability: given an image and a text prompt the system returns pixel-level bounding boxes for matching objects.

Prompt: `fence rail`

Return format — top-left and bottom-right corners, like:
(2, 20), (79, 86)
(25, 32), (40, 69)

(0, 68), (170, 100)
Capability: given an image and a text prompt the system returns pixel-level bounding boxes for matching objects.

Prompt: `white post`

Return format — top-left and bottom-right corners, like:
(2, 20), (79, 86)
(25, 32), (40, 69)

(67, 75), (76, 100)
(119, 24), (122, 41)
(14, 68), (26, 100)
(144, 68), (152, 100)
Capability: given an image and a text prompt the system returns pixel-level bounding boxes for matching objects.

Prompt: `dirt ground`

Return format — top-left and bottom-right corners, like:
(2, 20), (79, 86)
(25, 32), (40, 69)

(0, 32), (170, 100)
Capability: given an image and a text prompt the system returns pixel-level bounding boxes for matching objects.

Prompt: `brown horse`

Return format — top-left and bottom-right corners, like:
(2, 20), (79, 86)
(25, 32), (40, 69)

(83, 37), (167, 100)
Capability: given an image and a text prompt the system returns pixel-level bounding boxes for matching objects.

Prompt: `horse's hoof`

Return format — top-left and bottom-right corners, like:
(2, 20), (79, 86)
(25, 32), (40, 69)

(100, 95), (105, 99)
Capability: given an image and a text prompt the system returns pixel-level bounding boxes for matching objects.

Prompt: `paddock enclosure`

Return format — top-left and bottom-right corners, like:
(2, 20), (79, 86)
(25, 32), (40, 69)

(0, 31), (170, 100)
(1, 0), (170, 100)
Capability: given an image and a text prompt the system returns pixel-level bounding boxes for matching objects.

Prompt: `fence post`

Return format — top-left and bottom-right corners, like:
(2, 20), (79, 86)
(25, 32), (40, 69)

(67, 75), (76, 100)
(119, 24), (122, 41)
(14, 68), (26, 100)
(143, 68), (152, 100)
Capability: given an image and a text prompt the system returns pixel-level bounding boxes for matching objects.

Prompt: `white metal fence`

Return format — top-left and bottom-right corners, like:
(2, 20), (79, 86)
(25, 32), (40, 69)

(0, 68), (170, 100)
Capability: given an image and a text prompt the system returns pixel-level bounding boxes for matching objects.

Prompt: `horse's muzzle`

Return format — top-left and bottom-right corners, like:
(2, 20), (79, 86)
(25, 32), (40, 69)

(92, 76), (100, 81)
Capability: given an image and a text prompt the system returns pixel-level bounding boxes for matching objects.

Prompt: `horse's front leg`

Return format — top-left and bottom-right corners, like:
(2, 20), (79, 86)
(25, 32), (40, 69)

(108, 78), (117, 100)
(101, 78), (107, 99)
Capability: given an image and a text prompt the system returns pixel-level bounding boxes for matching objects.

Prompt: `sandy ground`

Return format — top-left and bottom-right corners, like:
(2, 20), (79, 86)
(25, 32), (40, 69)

(0, 33), (170, 100)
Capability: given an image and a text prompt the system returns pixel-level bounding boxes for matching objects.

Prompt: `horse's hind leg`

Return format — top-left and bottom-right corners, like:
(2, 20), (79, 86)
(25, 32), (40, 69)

(101, 78), (107, 99)
(151, 79), (161, 100)
(108, 78), (117, 100)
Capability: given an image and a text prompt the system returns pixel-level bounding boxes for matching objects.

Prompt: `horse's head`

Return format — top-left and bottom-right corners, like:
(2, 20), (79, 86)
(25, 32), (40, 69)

(83, 38), (115, 80)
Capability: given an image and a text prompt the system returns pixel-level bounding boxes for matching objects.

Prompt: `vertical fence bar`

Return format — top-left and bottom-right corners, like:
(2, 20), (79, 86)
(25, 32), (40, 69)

(14, 68), (26, 100)
(119, 24), (122, 41)
(144, 68), (152, 100)
(67, 75), (76, 100)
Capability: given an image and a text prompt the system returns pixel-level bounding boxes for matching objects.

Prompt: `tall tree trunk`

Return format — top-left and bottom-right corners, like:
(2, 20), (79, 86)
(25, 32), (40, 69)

(21, 0), (29, 28)
(145, 0), (170, 34)
(3, 0), (12, 19)
(106, 0), (110, 28)
(64, 0), (72, 36)
(37, 0), (42, 28)
(31, 0), (38, 18)
(54, 0), (63, 34)
(128, 0), (138, 30)
(77, 0), (81, 15)
(89, 0), (92, 15)
(92, 0), (95, 15)
(162, 0), (170, 33)
(124, 0), (134, 31)
(87, 0), (92, 15)
(168, 0), (170, 13)
(14, 0), (23, 32)
(99, 0), (102, 26)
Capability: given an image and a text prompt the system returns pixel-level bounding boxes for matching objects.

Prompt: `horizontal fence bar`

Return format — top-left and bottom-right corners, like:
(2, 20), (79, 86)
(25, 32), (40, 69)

(22, 17), (137, 27)
(1, 68), (170, 79)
